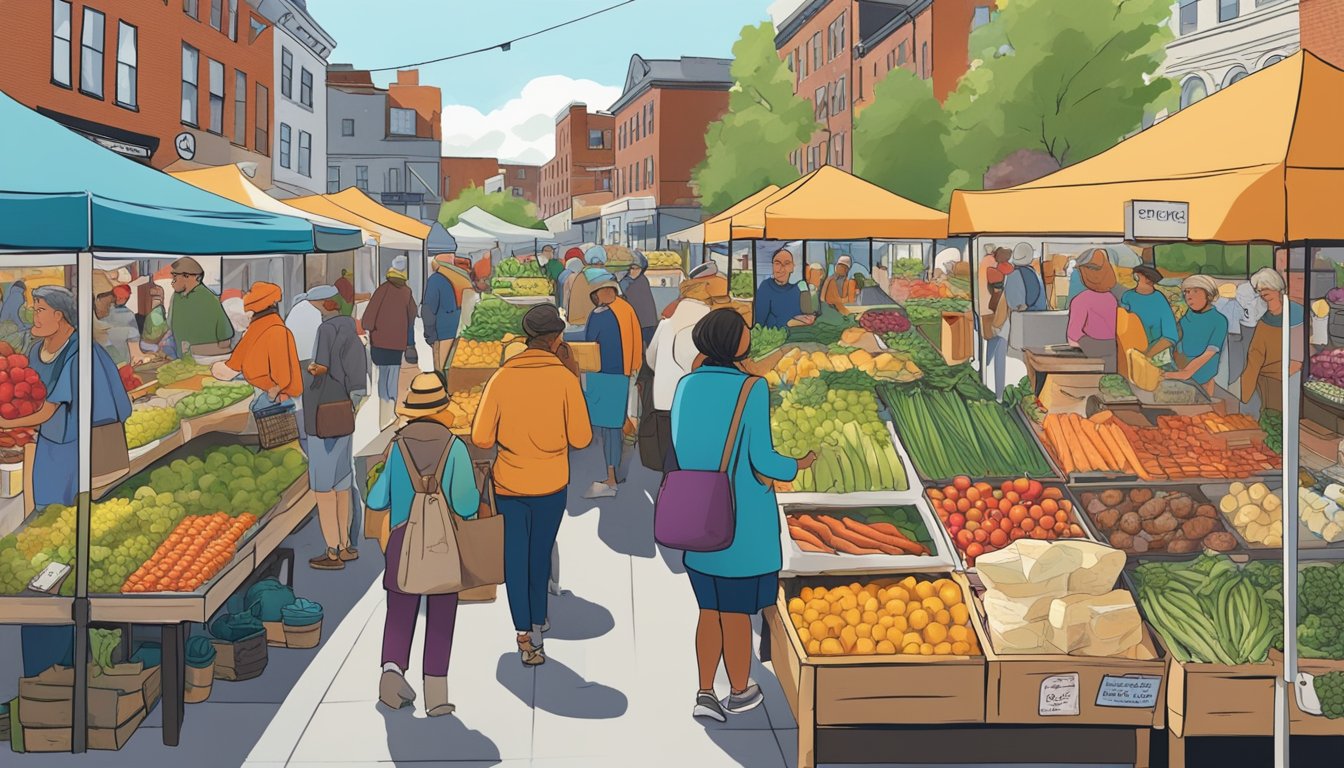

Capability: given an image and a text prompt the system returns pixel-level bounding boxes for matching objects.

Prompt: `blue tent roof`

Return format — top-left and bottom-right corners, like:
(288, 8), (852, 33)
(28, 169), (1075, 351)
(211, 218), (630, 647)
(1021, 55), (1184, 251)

(0, 90), (360, 254)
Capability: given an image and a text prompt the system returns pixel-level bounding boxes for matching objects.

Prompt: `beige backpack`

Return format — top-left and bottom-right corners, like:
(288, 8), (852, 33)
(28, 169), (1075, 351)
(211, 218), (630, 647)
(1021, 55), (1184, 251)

(395, 435), (464, 595)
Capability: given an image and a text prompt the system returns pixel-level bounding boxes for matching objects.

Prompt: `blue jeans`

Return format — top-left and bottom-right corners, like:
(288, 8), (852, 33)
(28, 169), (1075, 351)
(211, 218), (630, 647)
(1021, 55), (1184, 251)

(598, 426), (622, 471)
(377, 364), (399, 402)
(497, 490), (566, 632)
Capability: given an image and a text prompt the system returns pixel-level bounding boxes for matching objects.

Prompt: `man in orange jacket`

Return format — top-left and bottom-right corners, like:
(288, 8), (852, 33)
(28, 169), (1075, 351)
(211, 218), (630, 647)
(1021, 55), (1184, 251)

(211, 282), (303, 409)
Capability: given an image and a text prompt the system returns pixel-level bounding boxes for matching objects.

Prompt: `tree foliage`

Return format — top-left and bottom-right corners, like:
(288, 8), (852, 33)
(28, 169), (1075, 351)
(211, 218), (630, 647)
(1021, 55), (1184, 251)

(437, 185), (545, 230)
(943, 0), (1174, 191)
(692, 22), (819, 215)
(853, 67), (953, 209)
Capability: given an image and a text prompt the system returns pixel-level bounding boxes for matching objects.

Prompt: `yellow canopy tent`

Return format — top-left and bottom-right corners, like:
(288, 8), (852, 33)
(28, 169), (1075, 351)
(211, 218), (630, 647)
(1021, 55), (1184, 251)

(288, 193), (419, 251)
(170, 165), (377, 245)
(949, 51), (1344, 244)
(704, 167), (949, 242)
(325, 187), (431, 243)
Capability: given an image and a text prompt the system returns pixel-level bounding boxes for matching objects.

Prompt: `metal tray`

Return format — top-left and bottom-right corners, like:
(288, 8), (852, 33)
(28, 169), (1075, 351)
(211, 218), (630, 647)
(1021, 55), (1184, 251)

(1070, 484), (1245, 561)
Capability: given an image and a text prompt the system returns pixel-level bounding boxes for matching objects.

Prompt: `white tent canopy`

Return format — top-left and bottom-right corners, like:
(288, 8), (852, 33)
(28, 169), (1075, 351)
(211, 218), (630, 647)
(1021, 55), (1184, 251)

(447, 206), (554, 249)
(665, 222), (704, 245)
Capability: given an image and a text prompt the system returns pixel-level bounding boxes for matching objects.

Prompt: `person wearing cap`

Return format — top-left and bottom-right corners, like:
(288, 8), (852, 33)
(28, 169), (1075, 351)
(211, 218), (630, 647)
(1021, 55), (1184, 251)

(619, 251), (660, 347)
(1239, 267), (1303, 410)
(212, 282), (303, 409)
(583, 270), (643, 498)
(1167, 274), (1228, 393)
(92, 271), (146, 368)
(643, 262), (729, 471)
(1120, 265), (1178, 357)
(423, 253), (463, 371)
(1003, 247), (1047, 312)
(168, 256), (234, 357)
(472, 304), (591, 667)
(302, 285), (368, 570)
(365, 256), (419, 406)
(1066, 249), (1120, 372)
(753, 248), (815, 329)
(368, 371), (480, 714)
(818, 256), (857, 319)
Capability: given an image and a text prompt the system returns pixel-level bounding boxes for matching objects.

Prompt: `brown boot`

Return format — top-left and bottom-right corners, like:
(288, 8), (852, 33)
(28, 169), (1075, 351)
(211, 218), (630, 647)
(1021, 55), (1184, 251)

(423, 675), (455, 717)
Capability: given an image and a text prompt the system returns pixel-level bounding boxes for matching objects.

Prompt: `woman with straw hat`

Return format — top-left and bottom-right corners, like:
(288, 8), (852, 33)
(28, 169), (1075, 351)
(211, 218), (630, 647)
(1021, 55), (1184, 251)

(367, 371), (481, 716)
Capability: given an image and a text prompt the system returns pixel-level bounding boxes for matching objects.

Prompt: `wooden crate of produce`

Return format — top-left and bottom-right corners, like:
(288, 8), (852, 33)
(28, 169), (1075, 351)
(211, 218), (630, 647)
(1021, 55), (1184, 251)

(768, 573), (985, 768)
(1273, 652), (1344, 735)
(967, 589), (1167, 726)
(1160, 641), (1276, 739)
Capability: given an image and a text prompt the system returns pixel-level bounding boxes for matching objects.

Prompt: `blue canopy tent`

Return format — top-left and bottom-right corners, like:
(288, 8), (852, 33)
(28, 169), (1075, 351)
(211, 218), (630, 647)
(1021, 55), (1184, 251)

(0, 90), (359, 754)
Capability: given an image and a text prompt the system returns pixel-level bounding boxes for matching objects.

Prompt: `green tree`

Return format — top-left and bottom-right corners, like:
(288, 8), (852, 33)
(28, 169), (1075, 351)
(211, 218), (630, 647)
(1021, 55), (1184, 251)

(692, 22), (819, 215)
(944, 0), (1174, 191)
(853, 68), (953, 209)
(437, 185), (545, 230)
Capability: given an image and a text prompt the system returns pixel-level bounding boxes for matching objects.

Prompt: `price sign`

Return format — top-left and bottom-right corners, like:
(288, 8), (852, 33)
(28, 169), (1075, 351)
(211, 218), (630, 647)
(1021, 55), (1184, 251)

(1096, 674), (1162, 708)
(1039, 673), (1080, 716)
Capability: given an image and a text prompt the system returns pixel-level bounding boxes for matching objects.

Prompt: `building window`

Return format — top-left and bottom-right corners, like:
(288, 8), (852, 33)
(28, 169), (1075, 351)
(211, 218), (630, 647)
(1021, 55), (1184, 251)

(786, 52), (794, 74)
(79, 8), (105, 99)
(602, 175), (611, 191)
(255, 83), (268, 153)
(1218, 0), (1239, 22)
(1179, 0), (1198, 34)
(646, 157), (654, 187)
(811, 32), (822, 71)
(280, 47), (293, 99)
(834, 76), (847, 114)
(604, 129), (612, 148)
(298, 130), (311, 177)
(327, 167), (340, 194)
(233, 70), (246, 144)
(972, 6), (992, 29)
(796, 46), (805, 80)
(210, 0), (222, 31)
(1263, 54), (1285, 68)
(834, 133), (845, 166)
(355, 165), (368, 191)
(341, 118), (354, 136)
(516, 168), (526, 179)
(184, 0), (198, 19)
(649, 100), (655, 132)
(1179, 76), (1208, 109)
(512, 187), (524, 198)
(279, 123), (291, 168)
(388, 168), (400, 193)
(52, 1), (72, 87)
(114, 22), (136, 108)
(181, 44), (199, 125)
(300, 68), (313, 108)
(207, 59), (224, 134)
(390, 107), (415, 136)
(828, 12), (847, 61)
(1223, 67), (1249, 88)
(898, 42), (907, 66)
(249, 16), (265, 43)
(815, 86), (828, 120)
(807, 145), (817, 172)
(589, 129), (603, 149)
(228, 0), (238, 40)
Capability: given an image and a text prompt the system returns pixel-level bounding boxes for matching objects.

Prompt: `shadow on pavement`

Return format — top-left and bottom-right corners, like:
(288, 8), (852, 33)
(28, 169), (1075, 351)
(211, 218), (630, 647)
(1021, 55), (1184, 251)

(543, 592), (615, 641)
(494, 653), (628, 719)
(565, 443), (685, 574)
(380, 706), (502, 766)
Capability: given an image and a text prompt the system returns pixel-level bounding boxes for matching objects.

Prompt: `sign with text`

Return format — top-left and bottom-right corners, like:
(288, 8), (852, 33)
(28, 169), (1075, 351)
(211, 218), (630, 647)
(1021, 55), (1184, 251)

(1038, 673), (1080, 716)
(1096, 674), (1162, 708)
(1126, 200), (1189, 241)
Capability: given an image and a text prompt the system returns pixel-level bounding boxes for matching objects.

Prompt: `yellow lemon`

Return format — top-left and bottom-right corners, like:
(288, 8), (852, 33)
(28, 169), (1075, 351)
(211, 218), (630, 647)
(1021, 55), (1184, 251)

(900, 576), (917, 593)
(949, 625), (969, 644)
(840, 626), (858, 653)
(856, 623), (872, 639)
(862, 610), (879, 625)
(798, 627), (812, 645)
(950, 604), (969, 626)
(888, 587), (911, 603)
(840, 594), (858, 611)
(830, 600), (845, 616)
(935, 610), (951, 626)
(919, 643), (935, 656)
(934, 642), (953, 656)
(878, 615), (896, 629)
(951, 641), (970, 655)
(819, 638), (844, 656)
(791, 613), (805, 629)
(908, 609), (930, 630)
(877, 640), (898, 654)
(890, 615), (909, 633)
(807, 639), (821, 655)
(803, 608), (821, 623)
(812, 587), (828, 600)
(809, 621), (828, 640)
(854, 638), (876, 655)
(914, 581), (936, 600)
(923, 623), (948, 644)
(863, 597), (879, 613)
(788, 597), (806, 614)
(922, 596), (945, 613)
(872, 625), (888, 643)
(902, 631), (923, 648)
(885, 599), (906, 616)
(800, 587), (814, 602)
(939, 583), (963, 607)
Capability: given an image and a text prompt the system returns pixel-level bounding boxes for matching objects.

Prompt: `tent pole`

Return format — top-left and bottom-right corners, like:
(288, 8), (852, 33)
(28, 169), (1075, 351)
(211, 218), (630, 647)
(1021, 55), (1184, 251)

(72, 232), (95, 754)
(1275, 240), (1300, 768)
(751, 240), (757, 295)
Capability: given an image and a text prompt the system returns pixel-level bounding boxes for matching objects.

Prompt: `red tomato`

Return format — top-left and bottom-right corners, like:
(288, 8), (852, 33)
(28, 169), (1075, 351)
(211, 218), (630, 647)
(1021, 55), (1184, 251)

(0, 403), (16, 420)
(30, 384), (45, 401)
(13, 382), (29, 400)
(948, 513), (966, 529)
(16, 400), (34, 417)
(27, 370), (39, 385)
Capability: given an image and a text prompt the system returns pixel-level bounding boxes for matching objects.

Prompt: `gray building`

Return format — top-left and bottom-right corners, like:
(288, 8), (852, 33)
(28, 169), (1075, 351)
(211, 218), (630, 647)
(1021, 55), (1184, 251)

(325, 66), (441, 221)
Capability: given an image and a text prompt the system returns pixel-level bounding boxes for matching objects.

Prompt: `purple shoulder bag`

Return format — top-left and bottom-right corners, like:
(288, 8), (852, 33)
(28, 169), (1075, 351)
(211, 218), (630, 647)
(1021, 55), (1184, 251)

(653, 376), (755, 552)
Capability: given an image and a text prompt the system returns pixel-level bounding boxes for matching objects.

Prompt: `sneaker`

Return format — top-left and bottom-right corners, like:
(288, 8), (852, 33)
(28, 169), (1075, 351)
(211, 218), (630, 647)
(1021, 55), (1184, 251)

(309, 550), (344, 570)
(723, 683), (763, 714)
(378, 669), (415, 710)
(692, 691), (727, 722)
(583, 482), (617, 499)
(338, 547), (360, 562)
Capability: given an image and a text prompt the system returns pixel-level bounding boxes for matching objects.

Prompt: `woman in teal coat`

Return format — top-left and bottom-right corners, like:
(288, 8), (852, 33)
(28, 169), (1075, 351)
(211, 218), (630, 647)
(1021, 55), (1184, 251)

(670, 309), (815, 723)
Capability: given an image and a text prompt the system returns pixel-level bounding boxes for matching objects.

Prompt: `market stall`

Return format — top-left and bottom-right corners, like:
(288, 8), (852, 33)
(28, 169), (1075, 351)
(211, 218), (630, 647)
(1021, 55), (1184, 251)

(0, 91), (354, 753)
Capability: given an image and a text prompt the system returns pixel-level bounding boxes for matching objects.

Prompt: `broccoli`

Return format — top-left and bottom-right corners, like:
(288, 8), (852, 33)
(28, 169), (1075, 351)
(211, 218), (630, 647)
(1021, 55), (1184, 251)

(1299, 614), (1344, 659)
(1315, 671), (1344, 719)
(1243, 560), (1283, 591)
(1297, 566), (1343, 620)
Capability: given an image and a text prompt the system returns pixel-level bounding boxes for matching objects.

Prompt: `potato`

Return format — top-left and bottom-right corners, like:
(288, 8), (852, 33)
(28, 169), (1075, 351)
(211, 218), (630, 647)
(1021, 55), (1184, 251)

(1138, 498), (1168, 520)
(1131, 534), (1150, 553)
(1249, 483), (1269, 502)
(1202, 532), (1237, 552)
(1169, 494), (1194, 518)
(1120, 511), (1143, 535)
(1219, 495), (1239, 514)
(1100, 489), (1125, 506)
(1109, 531), (1135, 549)
(1229, 482), (1246, 496)
(1167, 538), (1201, 554)
(1196, 504), (1217, 519)
(1143, 511), (1179, 535)
(1129, 488), (1154, 504)
(1182, 516), (1217, 540)
(1095, 507), (1121, 531)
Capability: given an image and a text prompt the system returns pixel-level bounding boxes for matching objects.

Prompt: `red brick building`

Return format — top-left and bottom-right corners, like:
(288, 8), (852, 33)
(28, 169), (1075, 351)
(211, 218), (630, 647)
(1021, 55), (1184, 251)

(441, 156), (502, 200)
(499, 162), (540, 206)
(1301, 0), (1344, 67)
(775, 0), (994, 173)
(0, 0), (275, 182)
(539, 103), (613, 220)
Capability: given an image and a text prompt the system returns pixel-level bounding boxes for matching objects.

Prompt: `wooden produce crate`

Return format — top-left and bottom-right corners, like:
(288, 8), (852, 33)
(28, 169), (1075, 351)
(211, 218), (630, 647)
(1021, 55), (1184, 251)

(444, 338), (500, 394)
(1159, 634), (1276, 766)
(767, 572), (985, 768)
(1274, 652), (1344, 735)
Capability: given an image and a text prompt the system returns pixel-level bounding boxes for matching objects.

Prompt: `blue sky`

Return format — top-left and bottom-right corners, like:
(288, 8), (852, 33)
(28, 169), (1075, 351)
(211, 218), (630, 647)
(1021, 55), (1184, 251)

(306, 0), (776, 162)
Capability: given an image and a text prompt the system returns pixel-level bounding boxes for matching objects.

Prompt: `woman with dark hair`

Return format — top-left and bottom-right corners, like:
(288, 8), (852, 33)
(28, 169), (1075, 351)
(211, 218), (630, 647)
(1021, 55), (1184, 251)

(671, 309), (815, 722)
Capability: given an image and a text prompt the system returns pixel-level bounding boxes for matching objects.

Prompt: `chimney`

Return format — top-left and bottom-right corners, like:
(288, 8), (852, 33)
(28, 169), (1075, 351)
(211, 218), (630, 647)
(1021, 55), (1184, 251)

(396, 69), (420, 86)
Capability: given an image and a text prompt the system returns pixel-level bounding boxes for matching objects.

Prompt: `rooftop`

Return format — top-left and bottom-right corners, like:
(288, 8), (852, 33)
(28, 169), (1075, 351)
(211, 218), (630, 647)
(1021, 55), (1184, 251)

(607, 54), (733, 115)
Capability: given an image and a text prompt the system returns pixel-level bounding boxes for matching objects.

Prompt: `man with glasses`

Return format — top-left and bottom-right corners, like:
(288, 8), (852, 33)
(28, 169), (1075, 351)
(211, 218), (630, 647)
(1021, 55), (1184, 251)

(752, 248), (815, 329)
(167, 256), (234, 358)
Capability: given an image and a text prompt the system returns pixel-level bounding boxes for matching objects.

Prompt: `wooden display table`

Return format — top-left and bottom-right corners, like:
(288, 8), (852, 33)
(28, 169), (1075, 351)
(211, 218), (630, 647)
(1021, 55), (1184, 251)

(1025, 347), (1108, 391)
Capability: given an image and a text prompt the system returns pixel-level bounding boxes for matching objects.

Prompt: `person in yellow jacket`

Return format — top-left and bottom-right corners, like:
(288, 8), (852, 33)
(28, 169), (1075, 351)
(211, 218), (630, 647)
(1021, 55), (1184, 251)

(211, 282), (303, 410)
(472, 304), (591, 667)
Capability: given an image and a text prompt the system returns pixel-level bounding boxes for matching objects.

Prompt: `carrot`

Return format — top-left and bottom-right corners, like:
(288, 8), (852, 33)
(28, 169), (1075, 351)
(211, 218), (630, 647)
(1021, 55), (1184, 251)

(1089, 410), (1115, 424)
(1043, 414), (1075, 475)
(817, 515), (893, 554)
(1069, 414), (1108, 471)
(844, 518), (927, 555)
(1106, 423), (1154, 481)
(794, 515), (836, 546)
(796, 540), (831, 554)
(788, 521), (833, 553)
(1085, 419), (1120, 470)
(1095, 423), (1132, 473)
(829, 536), (884, 556)
(866, 522), (930, 555)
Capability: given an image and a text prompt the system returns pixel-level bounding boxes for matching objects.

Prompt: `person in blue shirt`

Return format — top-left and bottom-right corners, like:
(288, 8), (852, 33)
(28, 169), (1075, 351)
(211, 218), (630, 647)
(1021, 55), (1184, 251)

(752, 248), (815, 329)
(1003, 248), (1047, 312)
(421, 253), (462, 371)
(1120, 265), (1178, 356)
(671, 309), (815, 722)
(1168, 275), (1228, 394)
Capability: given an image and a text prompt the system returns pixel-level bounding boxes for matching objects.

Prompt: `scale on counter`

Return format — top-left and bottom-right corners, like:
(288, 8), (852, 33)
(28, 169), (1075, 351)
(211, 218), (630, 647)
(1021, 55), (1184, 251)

(28, 561), (71, 595)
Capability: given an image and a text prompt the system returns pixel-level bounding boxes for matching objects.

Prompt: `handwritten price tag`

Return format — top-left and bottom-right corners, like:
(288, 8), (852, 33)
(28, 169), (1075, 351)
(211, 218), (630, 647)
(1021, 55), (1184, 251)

(1096, 674), (1162, 708)
(1038, 673), (1080, 716)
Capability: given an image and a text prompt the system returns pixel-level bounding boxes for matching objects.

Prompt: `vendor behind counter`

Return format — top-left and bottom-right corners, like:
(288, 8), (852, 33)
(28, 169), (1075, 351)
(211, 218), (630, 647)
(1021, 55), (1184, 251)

(1239, 267), (1304, 412)
(1065, 249), (1119, 372)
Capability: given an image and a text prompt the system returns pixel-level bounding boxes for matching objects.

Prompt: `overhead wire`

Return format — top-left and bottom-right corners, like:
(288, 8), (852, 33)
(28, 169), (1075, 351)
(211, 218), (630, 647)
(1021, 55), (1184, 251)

(365, 0), (638, 73)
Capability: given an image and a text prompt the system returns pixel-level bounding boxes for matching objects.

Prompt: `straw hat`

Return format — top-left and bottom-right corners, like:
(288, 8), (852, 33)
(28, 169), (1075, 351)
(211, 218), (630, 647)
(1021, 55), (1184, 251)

(396, 372), (455, 422)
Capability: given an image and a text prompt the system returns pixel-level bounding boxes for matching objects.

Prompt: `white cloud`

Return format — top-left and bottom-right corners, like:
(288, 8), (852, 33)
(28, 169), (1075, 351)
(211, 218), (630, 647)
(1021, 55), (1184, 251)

(440, 75), (622, 165)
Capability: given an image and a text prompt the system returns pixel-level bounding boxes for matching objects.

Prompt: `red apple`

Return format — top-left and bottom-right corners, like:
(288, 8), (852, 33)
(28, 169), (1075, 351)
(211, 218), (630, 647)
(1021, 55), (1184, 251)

(0, 403), (16, 420)
(13, 382), (30, 400)
(25, 370), (38, 385)
(29, 384), (45, 401)
(6, 355), (25, 370)
(948, 512), (966, 530)
(0, 383), (14, 403)
(16, 401), (33, 418)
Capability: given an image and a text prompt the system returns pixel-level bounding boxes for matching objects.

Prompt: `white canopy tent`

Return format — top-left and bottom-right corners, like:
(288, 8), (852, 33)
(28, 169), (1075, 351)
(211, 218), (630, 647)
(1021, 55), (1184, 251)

(446, 207), (554, 254)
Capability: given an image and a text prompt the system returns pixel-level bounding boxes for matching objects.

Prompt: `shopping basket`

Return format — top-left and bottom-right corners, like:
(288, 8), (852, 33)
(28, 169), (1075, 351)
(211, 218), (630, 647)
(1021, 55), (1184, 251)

(255, 401), (299, 449)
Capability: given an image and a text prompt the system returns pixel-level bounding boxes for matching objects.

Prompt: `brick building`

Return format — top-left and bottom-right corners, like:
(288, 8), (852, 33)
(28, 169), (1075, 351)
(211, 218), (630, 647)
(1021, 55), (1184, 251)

(1300, 0), (1343, 66)
(500, 163), (540, 206)
(605, 55), (732, 250)
(539, 103), (613, 220)
(441, 157), (541, 207)
(0, 0), (275, 182)
(774, 0), (994, 173)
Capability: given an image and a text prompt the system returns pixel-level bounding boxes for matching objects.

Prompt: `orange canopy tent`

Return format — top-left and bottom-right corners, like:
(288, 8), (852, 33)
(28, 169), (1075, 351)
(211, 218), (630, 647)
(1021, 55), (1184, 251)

(949, 51), (1344, 244)
(704, 166), (949, 242)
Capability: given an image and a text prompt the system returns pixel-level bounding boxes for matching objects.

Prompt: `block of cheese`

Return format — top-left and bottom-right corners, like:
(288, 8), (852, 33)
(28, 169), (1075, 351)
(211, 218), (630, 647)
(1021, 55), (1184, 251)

(1067, 542), (1126, 596)
(1046, 590), (1142, 655)
(991, 620), (1053, 655)
(984, 588), (1055, 626)
(978, 539), (1084, 593)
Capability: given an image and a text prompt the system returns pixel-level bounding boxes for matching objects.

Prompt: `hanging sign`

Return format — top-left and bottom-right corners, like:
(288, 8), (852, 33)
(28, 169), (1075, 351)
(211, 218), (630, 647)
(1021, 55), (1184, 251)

(175, 132), (197, 161)
(1125, 200), (1189, 241)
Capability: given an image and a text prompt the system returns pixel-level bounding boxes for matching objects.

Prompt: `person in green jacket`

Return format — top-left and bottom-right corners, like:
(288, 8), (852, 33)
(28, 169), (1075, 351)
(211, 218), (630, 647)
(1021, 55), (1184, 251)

(167, 257), (234, 357)
(539, 245), (564, 285)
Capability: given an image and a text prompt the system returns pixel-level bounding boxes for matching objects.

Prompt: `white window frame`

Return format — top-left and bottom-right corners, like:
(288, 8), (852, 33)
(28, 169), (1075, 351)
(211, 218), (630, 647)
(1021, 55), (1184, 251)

(115, 21), (137, 109)
(279, 122), (291, 168)
(80, 7), (105, 99)
(207, 58), (224, 134)
(299, 67), (313, 108)
(280, 47), (293, 99)
(181, 44), (199, 126)
(52, 0), (72, 88)
(342, 118), (354, 136)
(389, 107), (416, 136)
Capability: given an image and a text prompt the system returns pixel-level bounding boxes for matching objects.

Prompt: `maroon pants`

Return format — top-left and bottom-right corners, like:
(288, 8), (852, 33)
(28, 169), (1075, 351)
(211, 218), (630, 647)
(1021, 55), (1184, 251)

(382, 526), (460, 677)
